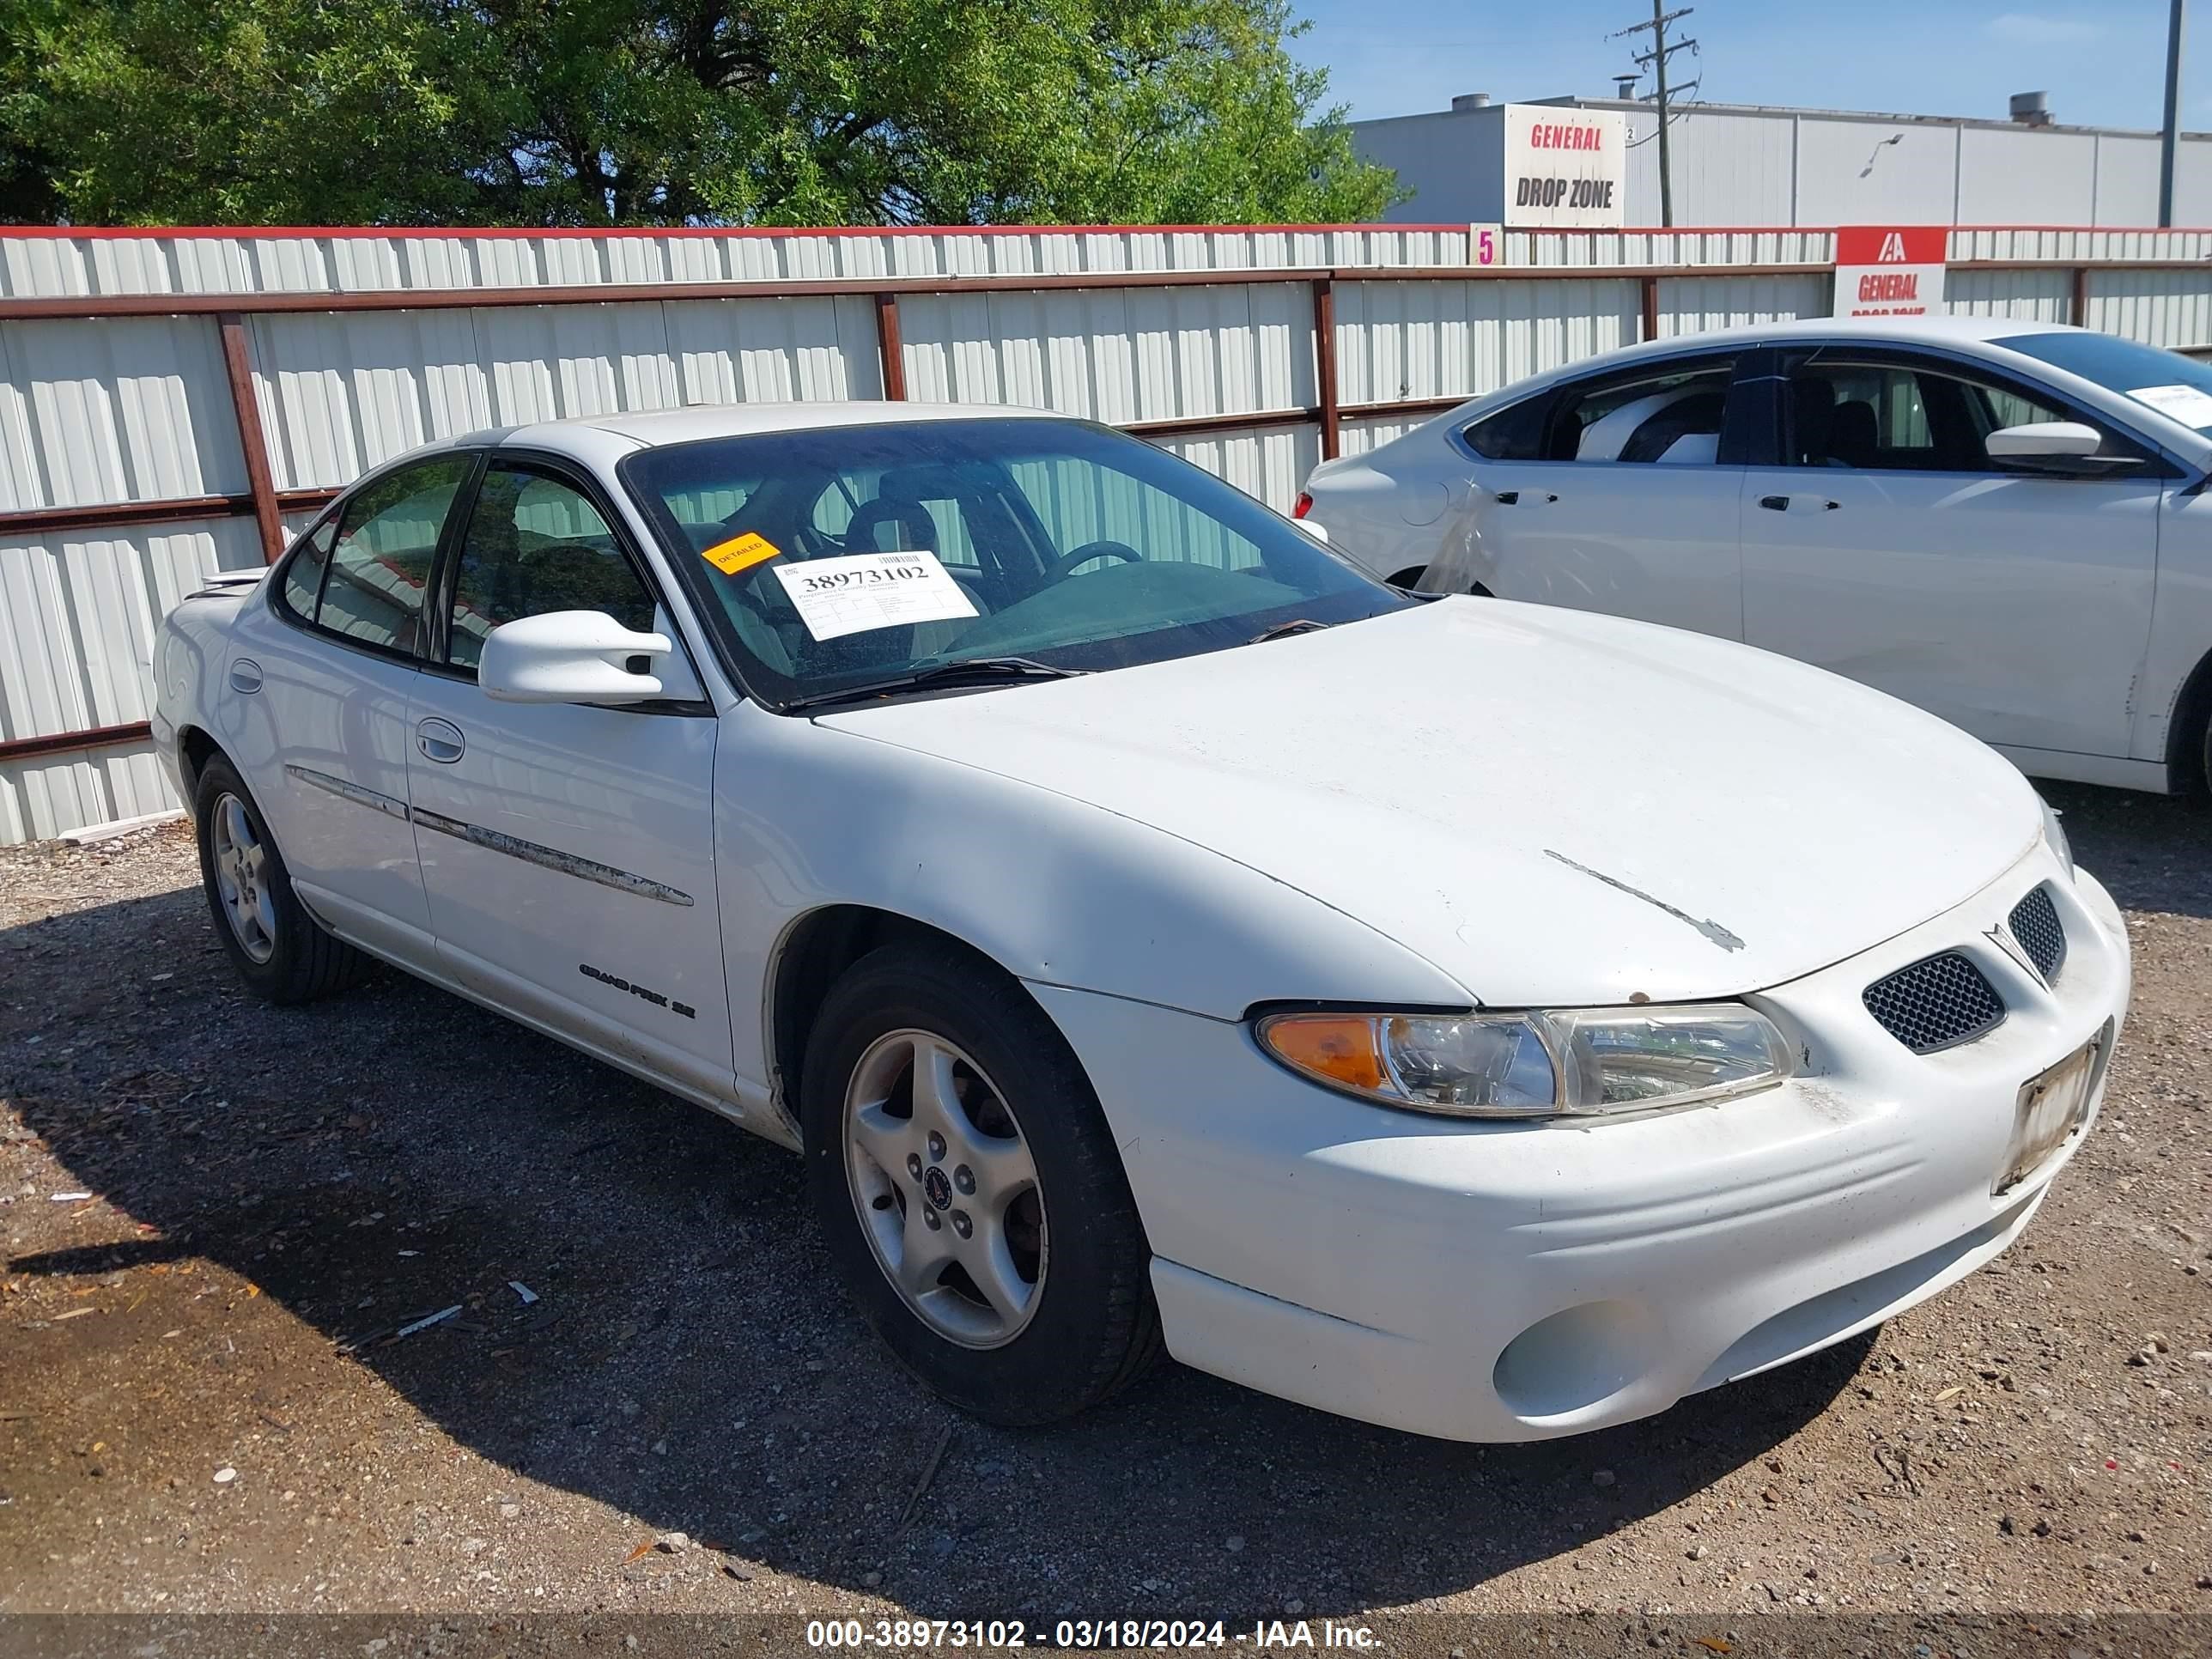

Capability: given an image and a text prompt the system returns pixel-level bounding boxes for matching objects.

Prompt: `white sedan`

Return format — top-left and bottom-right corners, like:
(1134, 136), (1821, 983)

(1299, 317), (2212, 796)
(153, 403), (2129, 1443)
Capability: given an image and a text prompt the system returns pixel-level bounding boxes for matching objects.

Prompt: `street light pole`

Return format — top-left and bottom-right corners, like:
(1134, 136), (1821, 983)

(2161, 0), (2186, 228)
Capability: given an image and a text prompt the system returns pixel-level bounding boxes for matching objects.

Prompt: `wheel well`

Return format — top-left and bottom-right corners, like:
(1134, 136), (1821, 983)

(768, 906), (1003, 1120)
(2162, 647), (2212, 795)
(178, 726), (222, 803)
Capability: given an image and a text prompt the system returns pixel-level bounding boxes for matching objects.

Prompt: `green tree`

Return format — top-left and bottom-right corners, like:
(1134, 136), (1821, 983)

(0, 0), (1399, 227)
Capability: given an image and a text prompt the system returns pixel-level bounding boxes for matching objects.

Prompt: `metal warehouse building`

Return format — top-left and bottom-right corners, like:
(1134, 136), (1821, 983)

(1355, 93), (2212, 228)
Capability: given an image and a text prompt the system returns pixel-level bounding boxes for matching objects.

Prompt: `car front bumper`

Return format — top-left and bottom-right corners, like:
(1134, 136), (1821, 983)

(1027, 854), (2130, 1443)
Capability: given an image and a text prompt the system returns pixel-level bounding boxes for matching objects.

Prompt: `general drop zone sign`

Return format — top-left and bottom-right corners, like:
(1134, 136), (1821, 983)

(1503, 106), (1626, 229)
(1833, 226), (1948, 318)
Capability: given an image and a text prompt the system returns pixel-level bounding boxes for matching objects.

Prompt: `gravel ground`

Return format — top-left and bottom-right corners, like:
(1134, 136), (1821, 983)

(0, 788), (2207, 1642)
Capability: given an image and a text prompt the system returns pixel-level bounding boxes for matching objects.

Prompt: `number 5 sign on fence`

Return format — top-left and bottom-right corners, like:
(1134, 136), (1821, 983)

(1470, 223), (1501, 266)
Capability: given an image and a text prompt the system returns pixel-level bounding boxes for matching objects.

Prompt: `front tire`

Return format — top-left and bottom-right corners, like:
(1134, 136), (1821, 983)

(193, 755), (368, 1005)
(801, 940), (1160, 1425)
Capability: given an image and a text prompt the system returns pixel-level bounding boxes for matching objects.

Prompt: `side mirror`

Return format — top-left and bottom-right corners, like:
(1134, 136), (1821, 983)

(1984, 421), (2141, 477)
(480, 611), (679, 706)
(1986, 422), (2102, 461)
(1294, 517), (1330, 544)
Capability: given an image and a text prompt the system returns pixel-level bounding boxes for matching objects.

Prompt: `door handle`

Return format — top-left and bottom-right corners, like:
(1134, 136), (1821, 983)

(1759, 494), (1842, 513)
(1491, 491), (1559, 507)
(416, 718), (465, 764)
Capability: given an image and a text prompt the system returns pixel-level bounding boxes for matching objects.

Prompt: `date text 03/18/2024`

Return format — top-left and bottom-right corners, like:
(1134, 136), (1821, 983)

(802, 1619), (1380, 1650)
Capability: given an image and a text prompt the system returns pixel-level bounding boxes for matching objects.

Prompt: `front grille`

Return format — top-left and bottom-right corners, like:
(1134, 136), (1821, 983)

(1863, 952), (2007, 1054)
(2008, 884), (2067, 981)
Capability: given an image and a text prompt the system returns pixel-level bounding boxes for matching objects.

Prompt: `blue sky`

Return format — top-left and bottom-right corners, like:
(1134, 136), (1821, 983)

(1286, 1), (2204, 131)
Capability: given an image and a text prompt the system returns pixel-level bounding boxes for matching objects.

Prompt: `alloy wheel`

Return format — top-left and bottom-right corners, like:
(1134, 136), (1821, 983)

(842, 1028), (1048, 1348)
(210, 792), (277, 965)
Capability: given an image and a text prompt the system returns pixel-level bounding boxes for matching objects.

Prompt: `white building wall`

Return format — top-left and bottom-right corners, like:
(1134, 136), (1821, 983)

(1620, 107), (1797, 228)
(1360, 100), (2212, 231)
(1958, 126), (2098, 225)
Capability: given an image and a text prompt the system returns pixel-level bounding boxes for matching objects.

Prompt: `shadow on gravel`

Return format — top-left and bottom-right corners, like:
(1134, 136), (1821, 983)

(2041, 781), (2212, 920)
(2, 860), (1966, 1619)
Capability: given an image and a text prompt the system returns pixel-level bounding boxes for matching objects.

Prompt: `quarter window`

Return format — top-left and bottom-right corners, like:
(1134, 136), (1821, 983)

(277, 515), (337, 621)
(1460, 396), (1548, 461)
(1552, 362), (1734, 465)
(314, 457), (471, 653)
(446, 465), (657, 673)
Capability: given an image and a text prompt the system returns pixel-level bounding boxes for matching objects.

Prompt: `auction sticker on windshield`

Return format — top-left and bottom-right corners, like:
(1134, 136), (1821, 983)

(701, 529), (783, 576)
(2126, 384), (2212, 427)
(775, 550), (980, 641)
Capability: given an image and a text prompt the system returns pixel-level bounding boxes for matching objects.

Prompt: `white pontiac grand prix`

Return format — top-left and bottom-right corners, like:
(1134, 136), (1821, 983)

(153, 403), (2130, 1443)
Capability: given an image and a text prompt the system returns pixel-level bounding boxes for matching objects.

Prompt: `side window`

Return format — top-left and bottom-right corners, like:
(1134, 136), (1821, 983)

(1460, 396), (1548, 461)
(1551, 362), (1734, 465)
(1784, 362), (1945, 471)
(317, 457), (472, 653)
(447, 465), (657, 673)
(277, 514), (337, 621)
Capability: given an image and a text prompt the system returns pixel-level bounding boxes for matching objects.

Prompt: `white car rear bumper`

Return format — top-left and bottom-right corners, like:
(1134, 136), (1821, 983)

(1028, 859), (2129, 1443)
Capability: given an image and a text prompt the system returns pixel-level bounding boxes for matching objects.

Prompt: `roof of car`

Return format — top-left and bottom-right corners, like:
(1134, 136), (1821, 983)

(495, 400), (1077, 456)
(1550, 314), (2080, 382)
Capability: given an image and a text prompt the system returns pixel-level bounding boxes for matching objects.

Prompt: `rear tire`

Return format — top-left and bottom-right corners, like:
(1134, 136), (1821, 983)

(801, 940), (1161, 1425)
(193, 755), (368, 1005)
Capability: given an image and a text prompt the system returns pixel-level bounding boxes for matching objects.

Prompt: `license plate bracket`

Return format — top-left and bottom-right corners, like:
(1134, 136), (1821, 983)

(1996, 1023), (2109, 1195)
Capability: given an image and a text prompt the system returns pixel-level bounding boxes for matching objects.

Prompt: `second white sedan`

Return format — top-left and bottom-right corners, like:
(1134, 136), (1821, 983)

(1299, 317), (2212, 796)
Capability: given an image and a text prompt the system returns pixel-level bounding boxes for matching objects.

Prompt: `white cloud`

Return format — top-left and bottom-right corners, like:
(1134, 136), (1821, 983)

(1985, 12), (2108, 45)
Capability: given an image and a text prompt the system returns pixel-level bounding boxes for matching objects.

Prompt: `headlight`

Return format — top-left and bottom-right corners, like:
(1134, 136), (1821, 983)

(1256, 1004), (1795, 1120)
(2039, 797), (2073, 878)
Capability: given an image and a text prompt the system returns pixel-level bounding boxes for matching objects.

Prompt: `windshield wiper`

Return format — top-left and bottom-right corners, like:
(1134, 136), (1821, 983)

(1247, 618), (1333, 644)
(782, 655), (1087, 713)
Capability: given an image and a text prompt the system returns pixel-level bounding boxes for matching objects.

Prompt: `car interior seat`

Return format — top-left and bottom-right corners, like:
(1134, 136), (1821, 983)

(1790, 377), (1838, 467)
(1829, 400), (1880, 469)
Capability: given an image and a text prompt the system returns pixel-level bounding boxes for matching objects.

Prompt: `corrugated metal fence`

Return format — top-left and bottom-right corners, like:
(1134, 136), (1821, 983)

(4, 221), (2212, 842)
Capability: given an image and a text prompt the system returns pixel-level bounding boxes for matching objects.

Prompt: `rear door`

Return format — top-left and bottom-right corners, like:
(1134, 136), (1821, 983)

(1455, 350), (1752, 640)
(404, 455), (734, 1103)
(1738, 347), (2163, 758)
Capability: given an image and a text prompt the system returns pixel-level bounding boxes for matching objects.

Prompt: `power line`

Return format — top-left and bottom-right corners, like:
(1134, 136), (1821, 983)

(1608, 3), (1698, 227)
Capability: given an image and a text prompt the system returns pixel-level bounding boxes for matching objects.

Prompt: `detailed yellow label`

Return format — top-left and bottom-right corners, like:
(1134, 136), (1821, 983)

(701, 531), (781, 575)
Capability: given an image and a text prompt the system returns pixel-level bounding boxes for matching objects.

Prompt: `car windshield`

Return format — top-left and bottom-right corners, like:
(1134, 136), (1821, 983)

(619, 416), (1411, 708)
(1994, 330), (2212, 434)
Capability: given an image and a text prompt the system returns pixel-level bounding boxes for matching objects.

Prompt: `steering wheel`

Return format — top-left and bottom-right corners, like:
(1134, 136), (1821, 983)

(1047, 539), (1142, 580)
(842, 497), (940, 555)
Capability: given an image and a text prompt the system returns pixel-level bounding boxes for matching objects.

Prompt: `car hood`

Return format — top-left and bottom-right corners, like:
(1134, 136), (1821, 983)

(817, 599), (2042, 1006)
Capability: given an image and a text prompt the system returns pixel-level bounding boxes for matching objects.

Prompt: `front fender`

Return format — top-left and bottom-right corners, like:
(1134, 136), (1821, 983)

(713, 701), (1474, 1091)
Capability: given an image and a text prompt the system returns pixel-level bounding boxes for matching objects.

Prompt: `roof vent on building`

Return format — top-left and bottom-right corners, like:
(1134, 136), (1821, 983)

(1450, 92), (1494, 112)
(2008, 90), (2052, 126)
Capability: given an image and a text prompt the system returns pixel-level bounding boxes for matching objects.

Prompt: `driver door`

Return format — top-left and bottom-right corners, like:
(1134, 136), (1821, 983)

(405, 456), (735, 1103)
(1738, 349), (2161, 759)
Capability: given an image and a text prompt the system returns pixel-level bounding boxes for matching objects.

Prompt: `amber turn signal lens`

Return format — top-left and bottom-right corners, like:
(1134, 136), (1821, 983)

(1259, 1013), (1385, 1091)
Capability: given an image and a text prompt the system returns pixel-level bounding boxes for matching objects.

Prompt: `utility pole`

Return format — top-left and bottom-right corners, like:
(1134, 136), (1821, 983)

(1611, 3), (1698, 228)
(2161, 0), (2186, 228)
